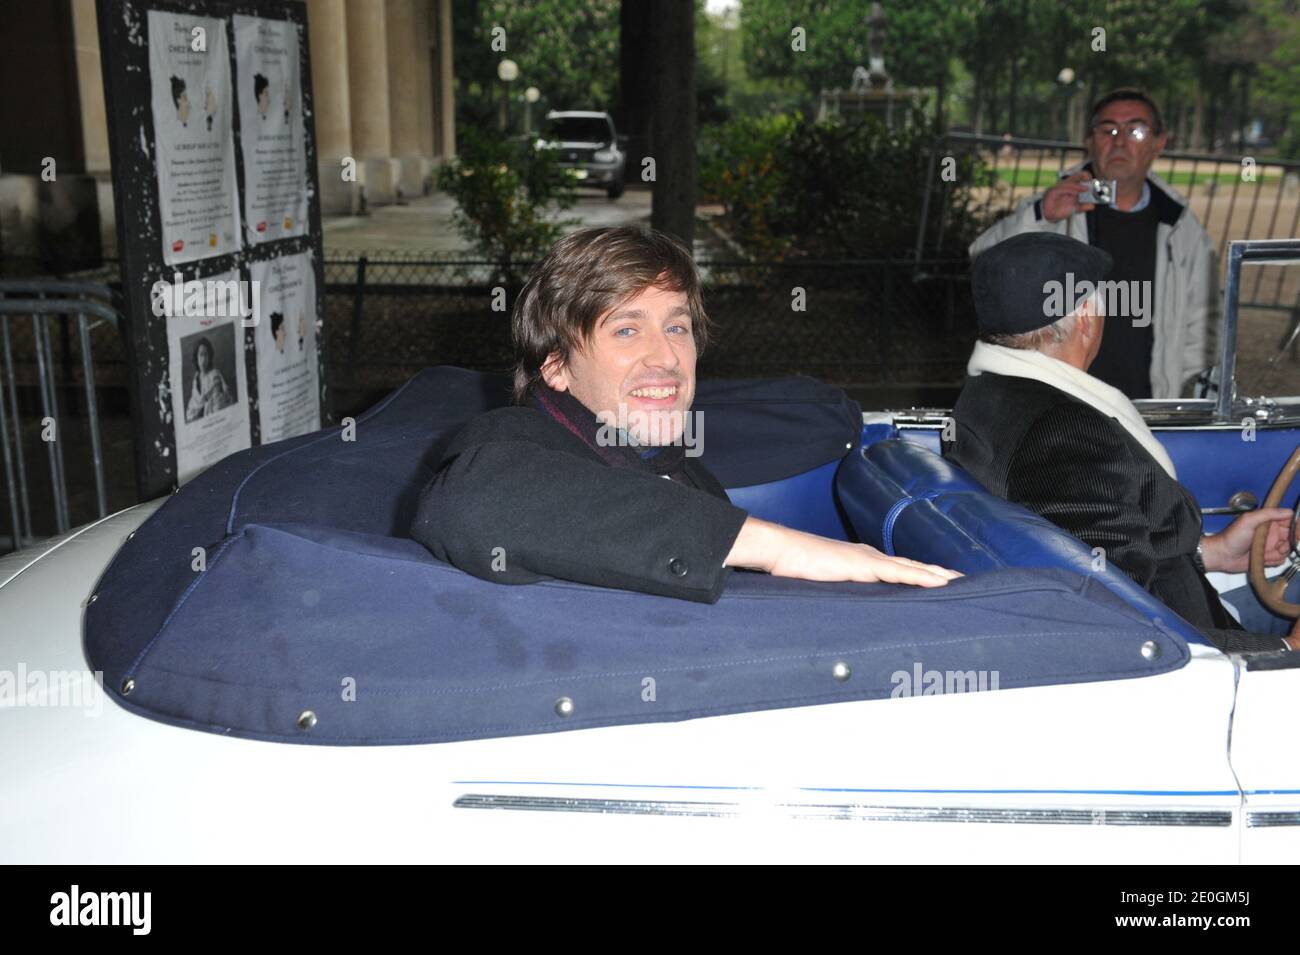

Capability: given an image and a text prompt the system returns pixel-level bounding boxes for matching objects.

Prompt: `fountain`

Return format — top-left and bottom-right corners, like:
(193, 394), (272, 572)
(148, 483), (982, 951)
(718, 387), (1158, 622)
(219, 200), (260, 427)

(816, 3), (929, 128)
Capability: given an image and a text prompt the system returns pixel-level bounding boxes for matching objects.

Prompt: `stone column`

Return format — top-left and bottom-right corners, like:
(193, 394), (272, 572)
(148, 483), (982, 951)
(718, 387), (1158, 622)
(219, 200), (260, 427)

(436, 0), (456, 159)
(70, 0), (115, 257)
(307, 0), (358, 214)
(385, 0), (427, 197)
(345, 0), (398, 205)
(70, 0), (109, 174)
(414, 0), (436, 173)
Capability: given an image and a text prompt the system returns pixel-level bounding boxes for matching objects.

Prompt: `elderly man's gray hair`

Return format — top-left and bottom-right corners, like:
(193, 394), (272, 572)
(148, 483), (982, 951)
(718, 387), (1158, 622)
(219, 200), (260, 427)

(979, 290), (1101, 354)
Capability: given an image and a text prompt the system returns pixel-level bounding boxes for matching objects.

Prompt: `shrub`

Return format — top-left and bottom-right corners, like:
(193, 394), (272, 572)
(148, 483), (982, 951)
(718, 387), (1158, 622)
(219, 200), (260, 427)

(436, 129), (579, 285)
(699, 111), (992, 261)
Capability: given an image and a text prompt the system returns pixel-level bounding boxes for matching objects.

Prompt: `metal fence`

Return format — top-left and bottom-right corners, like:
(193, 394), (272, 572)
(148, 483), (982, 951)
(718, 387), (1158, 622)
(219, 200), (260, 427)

(6, 139), (1298, 547)
(322, 253), (978, 388)
(916, 132), (1300, 317)
(0, 282), (123, 553)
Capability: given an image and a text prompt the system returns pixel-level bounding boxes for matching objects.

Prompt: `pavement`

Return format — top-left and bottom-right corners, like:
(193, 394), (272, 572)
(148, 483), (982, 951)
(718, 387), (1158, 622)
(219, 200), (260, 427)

(322, 186), (731, 258)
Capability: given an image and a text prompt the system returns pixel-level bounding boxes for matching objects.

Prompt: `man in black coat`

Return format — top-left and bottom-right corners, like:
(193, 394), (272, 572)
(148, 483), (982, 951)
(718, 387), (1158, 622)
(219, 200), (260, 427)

(943, 232), (1299, 651)
(411, 226), (960, 602)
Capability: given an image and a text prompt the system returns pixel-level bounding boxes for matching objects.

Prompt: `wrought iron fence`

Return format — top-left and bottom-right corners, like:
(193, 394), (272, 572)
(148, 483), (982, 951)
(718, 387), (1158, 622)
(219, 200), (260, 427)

(916, 132), (1300, 317)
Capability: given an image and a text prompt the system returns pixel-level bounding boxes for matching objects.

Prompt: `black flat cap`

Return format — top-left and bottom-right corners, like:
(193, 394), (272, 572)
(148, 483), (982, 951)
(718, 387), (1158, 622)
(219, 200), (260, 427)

(972, 232), (1113, 335)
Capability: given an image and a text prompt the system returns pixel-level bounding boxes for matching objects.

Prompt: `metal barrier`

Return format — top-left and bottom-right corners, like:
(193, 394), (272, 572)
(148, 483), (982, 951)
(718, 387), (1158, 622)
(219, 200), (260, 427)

(0, 282), (121, 553)
(916, 132), (1300, 314)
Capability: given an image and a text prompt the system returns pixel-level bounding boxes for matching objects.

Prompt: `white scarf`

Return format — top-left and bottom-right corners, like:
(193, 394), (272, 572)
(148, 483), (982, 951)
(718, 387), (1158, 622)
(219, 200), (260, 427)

(967, 341), (1177, 478)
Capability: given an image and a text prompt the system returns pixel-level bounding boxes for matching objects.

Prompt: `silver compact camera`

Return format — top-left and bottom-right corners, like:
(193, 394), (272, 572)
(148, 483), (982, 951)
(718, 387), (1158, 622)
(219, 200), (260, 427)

(1078, 177), (1118, 206)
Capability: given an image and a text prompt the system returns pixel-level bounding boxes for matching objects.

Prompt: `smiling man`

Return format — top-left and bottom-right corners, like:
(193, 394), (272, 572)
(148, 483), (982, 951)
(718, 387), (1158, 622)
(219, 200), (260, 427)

(410, 226), (959, 602)
(970, 89), (1216, 399)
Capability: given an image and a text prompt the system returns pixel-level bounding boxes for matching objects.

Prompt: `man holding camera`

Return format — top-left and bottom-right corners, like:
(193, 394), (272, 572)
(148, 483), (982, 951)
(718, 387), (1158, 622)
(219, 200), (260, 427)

(969, 89), (1217, 399)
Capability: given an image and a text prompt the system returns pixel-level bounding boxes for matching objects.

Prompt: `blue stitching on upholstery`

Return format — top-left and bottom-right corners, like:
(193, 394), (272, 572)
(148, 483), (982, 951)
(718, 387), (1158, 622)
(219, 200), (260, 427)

(881, 490), (943, 555)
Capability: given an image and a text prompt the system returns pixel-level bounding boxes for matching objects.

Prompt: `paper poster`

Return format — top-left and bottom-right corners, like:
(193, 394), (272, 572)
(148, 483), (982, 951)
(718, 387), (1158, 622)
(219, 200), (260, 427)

(233, 15), (307, 245)
(159, 269), (252, 483)
(148, 10), (241, 266)
(251, 253), (320, 443)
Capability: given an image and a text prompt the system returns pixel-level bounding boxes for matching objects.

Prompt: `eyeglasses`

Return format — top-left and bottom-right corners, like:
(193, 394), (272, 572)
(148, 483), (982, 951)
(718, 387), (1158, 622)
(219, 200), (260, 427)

(1091, 120), (1154, 142)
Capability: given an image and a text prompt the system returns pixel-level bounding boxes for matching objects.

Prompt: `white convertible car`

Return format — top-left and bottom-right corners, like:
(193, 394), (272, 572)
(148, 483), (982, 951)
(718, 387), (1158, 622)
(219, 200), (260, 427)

(1, 240), (1297, 864)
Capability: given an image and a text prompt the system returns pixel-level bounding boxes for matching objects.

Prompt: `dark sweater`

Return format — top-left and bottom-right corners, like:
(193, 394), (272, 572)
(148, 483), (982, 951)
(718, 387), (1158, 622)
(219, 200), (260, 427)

(1088, 200), (1161, 398)
(410, 399), (750, 604)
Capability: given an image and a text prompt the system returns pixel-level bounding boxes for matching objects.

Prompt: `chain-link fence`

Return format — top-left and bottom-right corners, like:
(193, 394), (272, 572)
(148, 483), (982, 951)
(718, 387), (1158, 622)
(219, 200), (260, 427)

(0, 248), (979, 392)
(322, 252), (978, 392)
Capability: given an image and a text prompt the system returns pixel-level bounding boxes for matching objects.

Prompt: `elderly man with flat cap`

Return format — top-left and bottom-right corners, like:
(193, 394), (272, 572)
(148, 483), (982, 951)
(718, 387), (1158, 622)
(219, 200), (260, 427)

(943, 232), (1299, 651)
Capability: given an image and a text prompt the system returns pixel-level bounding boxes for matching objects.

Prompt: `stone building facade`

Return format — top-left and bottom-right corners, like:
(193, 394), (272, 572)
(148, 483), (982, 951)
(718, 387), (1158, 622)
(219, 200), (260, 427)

(0, 0), (456, 270)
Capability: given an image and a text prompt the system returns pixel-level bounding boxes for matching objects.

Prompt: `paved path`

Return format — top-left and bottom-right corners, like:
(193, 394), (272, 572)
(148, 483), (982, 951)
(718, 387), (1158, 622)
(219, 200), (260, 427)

(322, 187), (729, 258)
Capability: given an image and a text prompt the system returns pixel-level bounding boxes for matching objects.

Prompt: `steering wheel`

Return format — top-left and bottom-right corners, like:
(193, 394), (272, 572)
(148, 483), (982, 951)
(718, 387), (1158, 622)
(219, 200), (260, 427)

(1249, 443), (1300, 618)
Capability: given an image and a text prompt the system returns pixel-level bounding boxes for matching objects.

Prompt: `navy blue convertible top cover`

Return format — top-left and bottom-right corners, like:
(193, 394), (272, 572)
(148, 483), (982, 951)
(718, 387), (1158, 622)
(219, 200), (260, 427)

(84, 367), (1189, 745)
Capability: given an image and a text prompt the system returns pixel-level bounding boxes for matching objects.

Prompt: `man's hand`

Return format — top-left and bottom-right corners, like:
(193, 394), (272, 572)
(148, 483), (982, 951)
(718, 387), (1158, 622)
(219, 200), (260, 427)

(1041, 170), (1097, 223)
(1200, 508), (1294, 574)
(726, 516), (961, 588)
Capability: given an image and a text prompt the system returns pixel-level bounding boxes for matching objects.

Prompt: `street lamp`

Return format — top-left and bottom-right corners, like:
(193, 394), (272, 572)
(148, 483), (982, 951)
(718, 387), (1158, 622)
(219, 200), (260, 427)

(524, 86), (540, 136)
(497, 58), (519, 133)
(1057, 68), (1076, 141)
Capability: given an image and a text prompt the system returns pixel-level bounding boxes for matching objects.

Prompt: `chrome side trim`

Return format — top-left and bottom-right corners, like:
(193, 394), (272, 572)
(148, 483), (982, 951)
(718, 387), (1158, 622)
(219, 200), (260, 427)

(1247, 811), (1300, 828)
(454, 794), (1232, 827)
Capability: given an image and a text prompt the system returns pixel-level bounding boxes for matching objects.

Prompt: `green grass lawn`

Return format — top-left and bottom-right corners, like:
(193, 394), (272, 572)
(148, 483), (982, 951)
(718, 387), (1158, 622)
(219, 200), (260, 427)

(993, 167), (1278, 188)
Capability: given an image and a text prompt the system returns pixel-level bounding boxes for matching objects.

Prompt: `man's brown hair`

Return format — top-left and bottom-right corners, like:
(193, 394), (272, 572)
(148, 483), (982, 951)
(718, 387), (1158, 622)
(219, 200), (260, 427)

(511, 226), (713, 403)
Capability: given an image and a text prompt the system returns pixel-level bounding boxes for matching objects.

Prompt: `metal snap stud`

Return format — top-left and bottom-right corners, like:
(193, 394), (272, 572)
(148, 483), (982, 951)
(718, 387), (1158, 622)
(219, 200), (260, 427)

(1140, 640), (1161, 661)
(297, 710), (317, 731)
(121, 678), (135, 696)
(83, 593), (98, 607)
(554, 696), (575, 717)
(832, 661), (852, 682)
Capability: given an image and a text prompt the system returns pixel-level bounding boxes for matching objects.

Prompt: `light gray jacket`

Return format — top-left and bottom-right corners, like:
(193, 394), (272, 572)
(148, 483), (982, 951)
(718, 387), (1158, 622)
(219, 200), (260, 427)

(969, 163), (1218, 398)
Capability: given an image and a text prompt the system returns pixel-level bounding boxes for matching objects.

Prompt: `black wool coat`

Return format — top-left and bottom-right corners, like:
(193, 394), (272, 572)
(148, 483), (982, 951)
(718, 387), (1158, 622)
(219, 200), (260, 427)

(410, 405), (750, 604)
(943, 372), (1282, 652)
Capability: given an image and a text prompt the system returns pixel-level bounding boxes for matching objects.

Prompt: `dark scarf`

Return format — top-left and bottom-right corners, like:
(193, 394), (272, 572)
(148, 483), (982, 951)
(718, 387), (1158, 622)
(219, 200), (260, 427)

(528, 382), (692, 483)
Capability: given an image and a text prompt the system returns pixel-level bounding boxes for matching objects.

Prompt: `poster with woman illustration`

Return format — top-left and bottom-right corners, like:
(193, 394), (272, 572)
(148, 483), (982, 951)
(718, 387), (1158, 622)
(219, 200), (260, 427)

(251, 253), (320, 443)
(234, 14), (307, 245)
(162, 269), (251, 483)
(147, 9), (240, 265)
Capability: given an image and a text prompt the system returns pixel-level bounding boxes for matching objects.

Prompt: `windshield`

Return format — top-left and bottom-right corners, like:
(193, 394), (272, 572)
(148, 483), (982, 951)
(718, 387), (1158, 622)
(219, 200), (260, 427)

(1233, 259), (1300, 401)
(544, 116), (612, 143)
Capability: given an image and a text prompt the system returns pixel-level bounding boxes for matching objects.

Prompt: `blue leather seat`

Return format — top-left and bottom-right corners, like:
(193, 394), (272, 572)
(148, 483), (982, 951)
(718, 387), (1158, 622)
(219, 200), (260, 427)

(726, 460), (851, 541)
(836, 438), (1210, 647)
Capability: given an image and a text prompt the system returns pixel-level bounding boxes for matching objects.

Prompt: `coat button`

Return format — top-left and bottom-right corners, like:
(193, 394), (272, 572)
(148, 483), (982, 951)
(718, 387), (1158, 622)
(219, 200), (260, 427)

(668, 557), (688, 577)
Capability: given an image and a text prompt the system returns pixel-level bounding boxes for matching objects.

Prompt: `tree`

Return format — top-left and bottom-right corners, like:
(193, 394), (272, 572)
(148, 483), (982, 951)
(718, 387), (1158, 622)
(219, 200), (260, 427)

(1255, 0), (1300, 156)
(741, 1), (869, 100)
(453, 0), (621, 131)
(648, 0), (698, 247)
(741, 0), (973, 116)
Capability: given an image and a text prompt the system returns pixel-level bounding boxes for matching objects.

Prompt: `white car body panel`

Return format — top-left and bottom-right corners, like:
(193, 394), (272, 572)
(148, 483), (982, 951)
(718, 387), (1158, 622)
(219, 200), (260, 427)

(0, 499), (1276, 863)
